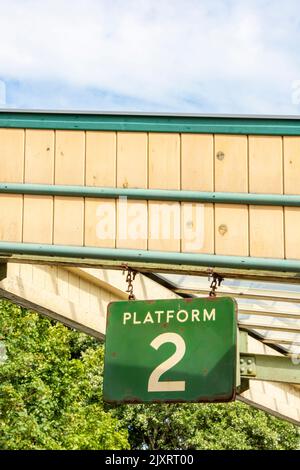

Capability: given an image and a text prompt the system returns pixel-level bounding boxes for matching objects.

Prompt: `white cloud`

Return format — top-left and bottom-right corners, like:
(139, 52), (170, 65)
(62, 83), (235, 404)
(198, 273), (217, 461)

(0, 0), (300, 113)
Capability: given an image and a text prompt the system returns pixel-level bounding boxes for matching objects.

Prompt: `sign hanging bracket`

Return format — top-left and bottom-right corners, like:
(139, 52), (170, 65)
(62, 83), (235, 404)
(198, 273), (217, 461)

(122, 265), (137, 300)
(208, 272), (224, 297)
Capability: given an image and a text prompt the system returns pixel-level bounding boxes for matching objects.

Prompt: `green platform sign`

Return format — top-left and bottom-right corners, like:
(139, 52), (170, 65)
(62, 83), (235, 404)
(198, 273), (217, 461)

(103, 297), (237, 403)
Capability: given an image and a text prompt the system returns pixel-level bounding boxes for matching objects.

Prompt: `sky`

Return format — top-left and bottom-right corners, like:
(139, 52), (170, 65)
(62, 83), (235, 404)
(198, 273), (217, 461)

(1, 0), (300, 114)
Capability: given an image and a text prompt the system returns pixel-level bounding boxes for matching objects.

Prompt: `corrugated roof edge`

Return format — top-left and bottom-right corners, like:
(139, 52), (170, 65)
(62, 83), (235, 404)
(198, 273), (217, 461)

(1, 108), (300, 134)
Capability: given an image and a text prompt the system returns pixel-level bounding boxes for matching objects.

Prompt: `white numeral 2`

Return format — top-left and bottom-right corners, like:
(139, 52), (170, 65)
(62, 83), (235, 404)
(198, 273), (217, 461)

(148, 332), (186, 392)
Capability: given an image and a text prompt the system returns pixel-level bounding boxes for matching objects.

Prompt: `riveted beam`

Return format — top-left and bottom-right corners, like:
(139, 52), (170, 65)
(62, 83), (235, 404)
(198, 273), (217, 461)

(1, 252), (300, 284)
(240, 353), (300, 384)
(1, 242), (300, 274)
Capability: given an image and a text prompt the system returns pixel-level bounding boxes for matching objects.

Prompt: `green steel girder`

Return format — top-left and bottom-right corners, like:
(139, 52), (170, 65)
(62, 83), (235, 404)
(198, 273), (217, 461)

(237, 331), (250, 393)
(2, 110), (300, 135)
(1, 183), (300, 207)
(1, 242), (300, 274)
(240, 352), (300, 385)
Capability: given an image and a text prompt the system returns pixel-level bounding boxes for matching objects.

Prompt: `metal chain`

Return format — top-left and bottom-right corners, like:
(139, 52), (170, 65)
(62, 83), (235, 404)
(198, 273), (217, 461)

(209, 273), (224, 297)
(122, 266), (136, 300)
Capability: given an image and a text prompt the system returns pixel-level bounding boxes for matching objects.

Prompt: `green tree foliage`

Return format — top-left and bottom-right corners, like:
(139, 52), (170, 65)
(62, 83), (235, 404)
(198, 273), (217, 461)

(0, 300), (129, 450)
(113, 402), (299, 450)
(0, 299), (299, 450)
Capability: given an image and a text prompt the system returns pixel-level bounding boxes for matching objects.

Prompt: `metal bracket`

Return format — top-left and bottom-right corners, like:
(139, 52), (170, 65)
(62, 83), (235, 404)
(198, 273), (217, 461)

(238, 330), (300, 387)
(236, 330), (250, 393)
(240, 356), (256, 377)
(208, 272), (224, 297)
(240, 352), (300, 384)
(122, 265), (136, 300)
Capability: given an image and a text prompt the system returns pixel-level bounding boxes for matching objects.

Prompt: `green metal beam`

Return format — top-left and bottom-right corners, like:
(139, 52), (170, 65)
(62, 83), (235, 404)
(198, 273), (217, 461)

(1, 182), (300, 207)
(2, 110), (300, 135)
(1, 242), (300, 273)
(238, 331), (250, 393)
(239, 331), (249, 354)
(240, 353), (300, 384)
(1, 253), (300, 283)
(239, 322), (300, 333)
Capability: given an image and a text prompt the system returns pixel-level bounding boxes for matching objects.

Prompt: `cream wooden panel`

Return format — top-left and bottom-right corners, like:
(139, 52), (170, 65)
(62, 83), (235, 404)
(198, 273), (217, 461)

(23, 130), (54, 244)
(117, 132), (147, 189)
(55, 131), (85, 185)
(181, 134), (214, 253)
(284, 137), (300, 260)
(85, 199), (116, 248)
(214, 135), (248, 256)
(68, 271), (80, 305)
(0, 129), (24, 182)
(215, 135), (248, 192)
(19, 263), (33, 283)
(0, 266), (107, 338)
(78, 277), (90, 306)
(57, 267), (69, 298)
(116, 133), (147, 249)
(117, 199), (148, 249)
(24, 130), (54, 183)
(85, 131), (116, 187)
(148, 201), (181, 252)
(149, 133), (180, 251)
(283, 137), (300, 195)
(89, 283), (110, 328)
(54, 131), (85, 246)
(215, 204), (248, 256)
(149, 133), (180, 189)
(53, 197), (84, 246)
(43, 265), (58, 292)
(181, 203), (214, 254)
(23, 196), (53, 244)
(285, 208), (300, 259)
(70, 267), (179, 301)
(181, 134), (213, 191)
(32, 265), (51, 290)
(0, 195), (23, 242)
(249, 137), (284, 258)
(249, 136), (283, 193)
(0, 130), (24, 243)
(85, 131), (116, 248)
(250, 206), (284, 258)
(30, 264), (53, 291)
(1, 128), (296, 262)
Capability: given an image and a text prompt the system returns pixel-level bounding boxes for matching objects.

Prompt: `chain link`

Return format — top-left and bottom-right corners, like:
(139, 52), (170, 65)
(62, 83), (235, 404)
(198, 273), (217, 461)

(122, 266), (223, 299)
(122, 266), (136, 300)
(209, 273), (224, 297)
